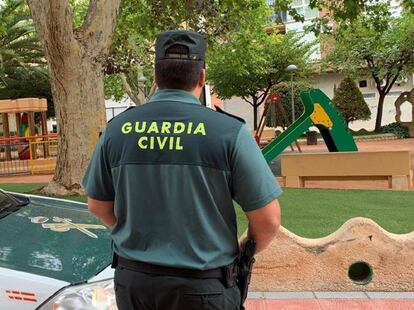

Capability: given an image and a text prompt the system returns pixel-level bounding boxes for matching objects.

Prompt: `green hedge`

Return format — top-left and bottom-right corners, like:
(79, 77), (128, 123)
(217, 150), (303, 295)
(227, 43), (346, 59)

(381, 122), (409, 138)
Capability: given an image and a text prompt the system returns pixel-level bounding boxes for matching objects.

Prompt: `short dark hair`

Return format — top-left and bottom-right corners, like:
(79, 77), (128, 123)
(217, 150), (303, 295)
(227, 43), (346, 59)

(155, 45), (203, 91)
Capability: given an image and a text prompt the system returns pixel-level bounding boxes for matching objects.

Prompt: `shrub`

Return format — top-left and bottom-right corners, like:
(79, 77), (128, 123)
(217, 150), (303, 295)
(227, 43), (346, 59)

(332, 77), (371, 126)
(381, 122), (409, 138)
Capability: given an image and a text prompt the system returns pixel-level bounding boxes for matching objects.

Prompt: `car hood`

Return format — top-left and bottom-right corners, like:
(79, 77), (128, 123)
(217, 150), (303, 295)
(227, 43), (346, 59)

(0, 194), (112, 284)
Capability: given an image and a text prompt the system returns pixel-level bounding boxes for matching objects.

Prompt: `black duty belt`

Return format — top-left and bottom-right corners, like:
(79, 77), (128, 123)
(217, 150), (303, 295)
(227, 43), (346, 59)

(116, 255), (230, 280)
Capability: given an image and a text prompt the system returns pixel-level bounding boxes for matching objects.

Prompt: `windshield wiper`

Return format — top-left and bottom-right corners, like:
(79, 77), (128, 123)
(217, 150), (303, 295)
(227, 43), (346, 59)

(0, 192), (30, 219)
(13, 197), (31, 207)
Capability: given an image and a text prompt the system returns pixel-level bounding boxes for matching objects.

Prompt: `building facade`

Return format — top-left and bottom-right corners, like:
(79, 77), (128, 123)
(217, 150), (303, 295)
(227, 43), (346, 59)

(222, 0), (413, 131)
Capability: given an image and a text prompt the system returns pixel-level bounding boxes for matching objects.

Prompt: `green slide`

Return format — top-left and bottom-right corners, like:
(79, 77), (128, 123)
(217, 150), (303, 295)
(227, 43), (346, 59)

(262, 88), (358, 163)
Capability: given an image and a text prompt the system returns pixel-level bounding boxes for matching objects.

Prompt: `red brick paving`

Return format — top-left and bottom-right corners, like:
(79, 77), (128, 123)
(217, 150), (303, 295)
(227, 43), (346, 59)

(246, 299), (414, 309)
(0, 174), (53, 184)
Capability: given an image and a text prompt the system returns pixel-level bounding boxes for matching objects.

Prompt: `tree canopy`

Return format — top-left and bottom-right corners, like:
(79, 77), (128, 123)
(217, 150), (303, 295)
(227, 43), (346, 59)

(332, 77), (371, 126)
(325, 4), (414, 131)
(105, 0), (270, 104)
(0, 0), (55, 115)
(208, 28), (314, 129)
(0, 0), (44, 72)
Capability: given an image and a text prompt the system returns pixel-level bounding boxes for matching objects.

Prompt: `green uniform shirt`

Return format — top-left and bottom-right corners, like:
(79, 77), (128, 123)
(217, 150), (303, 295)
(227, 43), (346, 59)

(82, 89), (282, 270)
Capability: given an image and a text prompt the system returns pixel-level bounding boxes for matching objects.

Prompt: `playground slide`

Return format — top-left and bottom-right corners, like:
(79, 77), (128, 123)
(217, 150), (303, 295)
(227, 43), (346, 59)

(261, 89), (358, 163)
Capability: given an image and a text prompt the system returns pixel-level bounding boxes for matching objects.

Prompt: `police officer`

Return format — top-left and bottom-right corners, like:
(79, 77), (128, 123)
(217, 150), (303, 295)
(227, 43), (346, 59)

(83, 30), (282, 310)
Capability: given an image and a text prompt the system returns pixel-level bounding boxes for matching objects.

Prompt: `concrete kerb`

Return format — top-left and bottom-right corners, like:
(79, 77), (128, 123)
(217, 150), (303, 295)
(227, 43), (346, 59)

(247, 291), (414, 300)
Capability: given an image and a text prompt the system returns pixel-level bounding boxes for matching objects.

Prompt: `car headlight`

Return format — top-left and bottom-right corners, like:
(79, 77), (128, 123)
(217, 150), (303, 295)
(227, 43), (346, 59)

(39, 279), (117, 310)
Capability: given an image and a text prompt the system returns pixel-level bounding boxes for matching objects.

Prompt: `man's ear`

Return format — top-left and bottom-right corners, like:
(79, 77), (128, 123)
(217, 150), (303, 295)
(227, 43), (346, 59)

(198, 69), (206, 88)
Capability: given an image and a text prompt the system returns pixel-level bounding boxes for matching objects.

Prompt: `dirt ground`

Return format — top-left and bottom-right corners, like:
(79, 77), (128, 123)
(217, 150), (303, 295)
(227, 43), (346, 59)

(1, 138), (413, 191)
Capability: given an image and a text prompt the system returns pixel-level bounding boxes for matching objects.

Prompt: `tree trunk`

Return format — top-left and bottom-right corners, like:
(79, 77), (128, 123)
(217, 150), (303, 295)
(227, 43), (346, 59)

(27, 0), (121, 195)
(375, 93), (386, 132)
(120, 73), (142, 105)
(47, 60), (107, 194)
(253, 104), (258, 130)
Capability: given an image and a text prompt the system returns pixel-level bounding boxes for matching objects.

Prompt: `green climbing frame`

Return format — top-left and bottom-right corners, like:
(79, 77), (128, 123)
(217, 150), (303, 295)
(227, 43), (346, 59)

(262, 88), (358, 163)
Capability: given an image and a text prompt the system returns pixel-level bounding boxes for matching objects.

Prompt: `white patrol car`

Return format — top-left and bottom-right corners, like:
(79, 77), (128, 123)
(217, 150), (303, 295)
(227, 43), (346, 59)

(0, 190), (117, 309)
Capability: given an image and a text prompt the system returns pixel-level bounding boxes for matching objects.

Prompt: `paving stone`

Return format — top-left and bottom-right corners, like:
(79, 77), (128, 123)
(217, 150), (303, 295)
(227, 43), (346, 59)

(314, 292), (368, 299)
(371, 300), (414, 309)
(263, 292), (315, 299)
(247, 292), (264, 299)
(318, 300), (377, 310)
(244, 299), (265, 310)
(366, 292), (414, 299)
(263, 300), (321, 309)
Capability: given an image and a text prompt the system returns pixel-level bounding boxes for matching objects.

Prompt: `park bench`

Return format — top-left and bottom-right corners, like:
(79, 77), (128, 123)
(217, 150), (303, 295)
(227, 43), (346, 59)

(281, 151), (413, 191)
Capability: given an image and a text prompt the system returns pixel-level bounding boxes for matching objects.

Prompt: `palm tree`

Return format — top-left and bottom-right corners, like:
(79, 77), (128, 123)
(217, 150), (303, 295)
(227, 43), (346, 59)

(0, 0), (53, 115)
(0, 0), (45, 86)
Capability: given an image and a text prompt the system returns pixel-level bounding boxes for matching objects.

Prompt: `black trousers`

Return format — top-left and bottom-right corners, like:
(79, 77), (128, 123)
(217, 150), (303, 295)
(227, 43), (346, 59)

(114, 266), (241, 310)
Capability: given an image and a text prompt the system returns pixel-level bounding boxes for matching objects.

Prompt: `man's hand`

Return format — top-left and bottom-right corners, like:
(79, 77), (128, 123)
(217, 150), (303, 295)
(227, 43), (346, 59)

(87, 198), (116, 229)
(242, 199), (281, 253)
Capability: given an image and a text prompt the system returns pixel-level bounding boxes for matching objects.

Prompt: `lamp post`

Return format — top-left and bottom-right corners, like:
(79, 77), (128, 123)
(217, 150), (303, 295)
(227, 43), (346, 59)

(286, 64), (298, 124)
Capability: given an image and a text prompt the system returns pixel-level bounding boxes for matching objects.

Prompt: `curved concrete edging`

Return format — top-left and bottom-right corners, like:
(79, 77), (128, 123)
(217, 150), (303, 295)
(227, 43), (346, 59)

(250, 217), (414, 291)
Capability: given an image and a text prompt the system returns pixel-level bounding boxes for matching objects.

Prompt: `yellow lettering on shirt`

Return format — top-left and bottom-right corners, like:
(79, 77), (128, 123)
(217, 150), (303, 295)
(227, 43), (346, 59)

(135, 121), (146, 133)
(161, 122), (171, 134)
(123, 121), (207, 151)
(121, 122), (132, 134)
(169, 137), (174, 150)
(157, 136), (168, 149)
(193, 123), (206, 136)
(187, 122), (193, 134)
(174, 122), (185, 134)
(147, 122), (159, 134)
(137, 136), (148, 149)
(176, 137), (183, 150)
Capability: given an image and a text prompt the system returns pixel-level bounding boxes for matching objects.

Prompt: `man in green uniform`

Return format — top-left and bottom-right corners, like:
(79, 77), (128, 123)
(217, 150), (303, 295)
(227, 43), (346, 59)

(83, 30), (282, 310)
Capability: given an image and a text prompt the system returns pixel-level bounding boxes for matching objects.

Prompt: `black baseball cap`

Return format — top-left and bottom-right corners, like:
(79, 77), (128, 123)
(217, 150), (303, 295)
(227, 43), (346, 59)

(155, 30), (207, 61)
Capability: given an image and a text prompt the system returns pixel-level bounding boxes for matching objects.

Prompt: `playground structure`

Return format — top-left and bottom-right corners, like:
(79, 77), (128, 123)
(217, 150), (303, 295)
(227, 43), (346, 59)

(258, 89), (413, 190)
(394, 88), (414, 137)
(249, 217), (414, 291)
(0, 98), (57, 175)
(261, 89), (358, 163)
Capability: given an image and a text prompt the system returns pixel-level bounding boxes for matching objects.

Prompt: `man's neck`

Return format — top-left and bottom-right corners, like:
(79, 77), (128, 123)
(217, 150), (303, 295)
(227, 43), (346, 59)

(156, 86), (202, 100)
(190, 86), (202, 99)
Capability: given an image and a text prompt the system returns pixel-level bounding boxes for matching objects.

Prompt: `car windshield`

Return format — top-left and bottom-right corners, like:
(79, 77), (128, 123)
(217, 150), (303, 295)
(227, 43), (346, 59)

(0, 190), (29, 218)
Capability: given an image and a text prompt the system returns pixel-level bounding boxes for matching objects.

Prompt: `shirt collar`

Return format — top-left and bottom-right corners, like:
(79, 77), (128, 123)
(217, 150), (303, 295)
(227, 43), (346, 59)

(148, 89), (201, 105)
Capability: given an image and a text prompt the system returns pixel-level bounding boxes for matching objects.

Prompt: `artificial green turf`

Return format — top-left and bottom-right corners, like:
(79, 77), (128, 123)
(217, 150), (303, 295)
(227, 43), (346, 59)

(0, 183), (46, 194)
(1, 183), (413, 238)
(278, 188), (414, 237)
(0, 183), (87, 202)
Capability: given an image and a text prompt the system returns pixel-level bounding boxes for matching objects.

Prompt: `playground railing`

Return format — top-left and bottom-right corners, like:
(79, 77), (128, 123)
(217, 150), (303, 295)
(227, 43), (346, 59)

(0, 134), (58, 176)
(0, 139), (30, 175)
(29, 137), (58, 175)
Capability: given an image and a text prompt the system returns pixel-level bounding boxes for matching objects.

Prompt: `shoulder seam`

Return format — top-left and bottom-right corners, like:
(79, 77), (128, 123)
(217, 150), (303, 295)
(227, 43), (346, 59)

(107, 106), (136, 123)
(214, 106), (246, 123)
